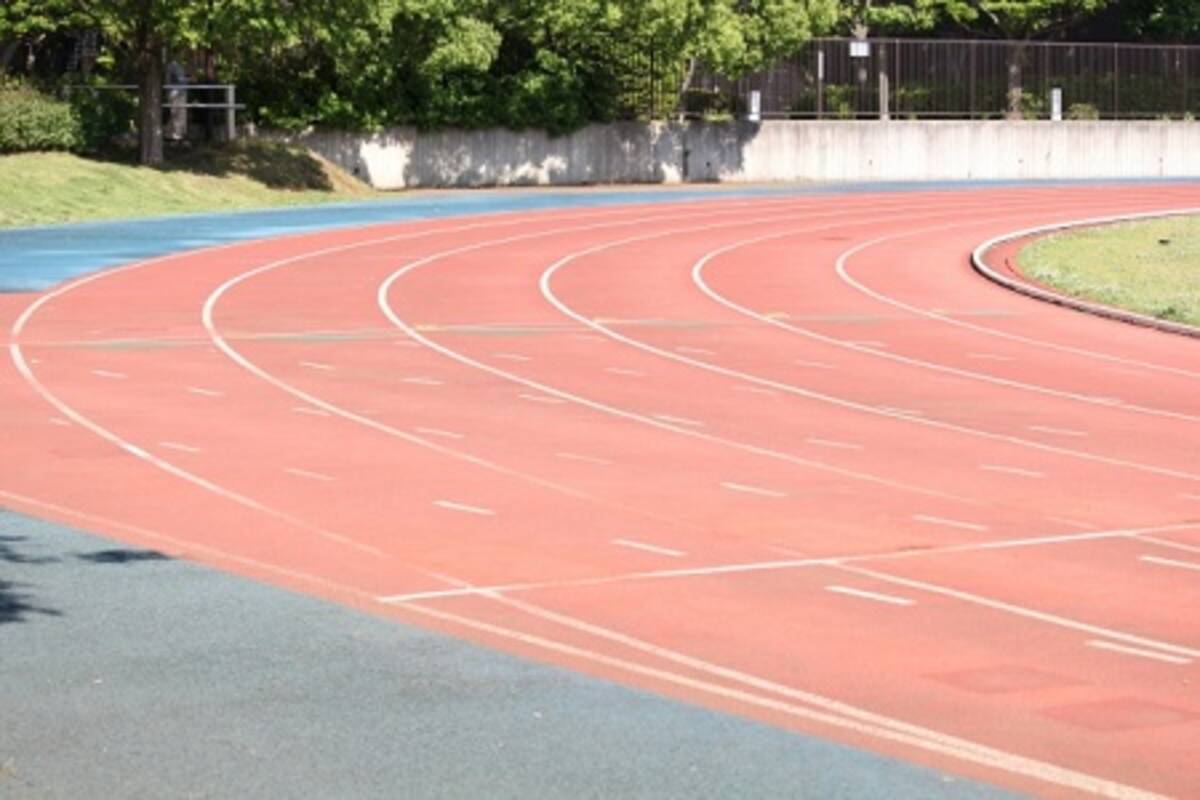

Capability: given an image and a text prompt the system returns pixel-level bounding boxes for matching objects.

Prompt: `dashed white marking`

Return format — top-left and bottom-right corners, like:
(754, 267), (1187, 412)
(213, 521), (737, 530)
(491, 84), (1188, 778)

(285, 467), (335, 482)
(158, 441), (201, 454)
(433, 499), (495, 516)
(293, 406), (331, 417)
(1088, 395), (1123, 405)
(1086, 640), (1191, 665)
(676, 346), (716, 356)
(721, 481), (787, 498)
(806, 437), (863, 451)
(653, 414), (704, 427)
(913, 514), (989, 532)
(556, 451), (611, 465)
(299, 361), (334, 371)
(494, 353), (532, 362)
(877, 406), (924, 416)
(612, 539), (686, 558)
(1046, 515), (1097, 530)
(29, 358), (42, 365)
(415, 427), (464, 440)
(519, 393), (565, 405)
(1139, 535), (1200, 555)
(187, 386), (224, 397)
(49, 417), (70, 427)
(1028, 425), (1088, 438)
(793, 358), (834, 369)
(402, 376), (444, 386)
(735, 385), (779, 397)
(1139, 554), (1200, 573)
(981, 464), (1045, 479)
(605, 367), (646, 377)
(967, 352), (1015, 362)
(826, 585), (915, 606)
(91, 369), (126, 379)
(849, 340), (888, 348)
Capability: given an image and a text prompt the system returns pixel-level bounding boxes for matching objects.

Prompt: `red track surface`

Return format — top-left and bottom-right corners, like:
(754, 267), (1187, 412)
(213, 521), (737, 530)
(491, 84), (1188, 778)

(4, 186), (1200, 798)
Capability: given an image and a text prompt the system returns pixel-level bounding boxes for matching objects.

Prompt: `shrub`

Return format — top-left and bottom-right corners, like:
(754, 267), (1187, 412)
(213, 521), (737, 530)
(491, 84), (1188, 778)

(1067, 102), (1100, 120)
(68, 86), (136, 152)
(0, 80), (83, 153)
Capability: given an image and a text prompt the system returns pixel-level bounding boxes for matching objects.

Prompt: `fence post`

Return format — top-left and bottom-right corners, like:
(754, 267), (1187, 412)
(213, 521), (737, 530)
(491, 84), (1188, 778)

(225, 84), (236, 141)
(817, 48), (825, 119)
(1113, 43), (1120, 117)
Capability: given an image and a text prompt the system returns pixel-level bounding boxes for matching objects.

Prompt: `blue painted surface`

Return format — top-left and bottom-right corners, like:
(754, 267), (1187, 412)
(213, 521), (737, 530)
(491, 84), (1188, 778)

(4, 177), (1192, 292)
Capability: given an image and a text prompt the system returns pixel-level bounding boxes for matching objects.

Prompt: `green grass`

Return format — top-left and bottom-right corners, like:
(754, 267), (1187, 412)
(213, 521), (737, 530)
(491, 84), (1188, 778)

(1018, 215), (1200, 327)
(0, 141), (379, 228)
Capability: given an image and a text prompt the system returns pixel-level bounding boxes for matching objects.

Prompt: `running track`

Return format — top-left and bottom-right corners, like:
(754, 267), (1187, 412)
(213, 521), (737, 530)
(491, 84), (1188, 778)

(3, 184), (1199, 798)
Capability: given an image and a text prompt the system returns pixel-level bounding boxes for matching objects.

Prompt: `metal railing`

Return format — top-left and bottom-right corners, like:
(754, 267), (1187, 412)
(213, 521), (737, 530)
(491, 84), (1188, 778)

(65, 83), (243, 139)
(684, 38), (1200, 121)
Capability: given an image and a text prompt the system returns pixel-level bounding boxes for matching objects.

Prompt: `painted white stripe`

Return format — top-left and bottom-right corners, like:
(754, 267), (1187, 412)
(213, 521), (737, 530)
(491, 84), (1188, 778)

(1139, 554), (1200, 572)
(967, 352), (1015, 362)
(292, 406), (331, 417)
(402, 376), (443, 386)
(494, 353), (532, 362)
(826, 585), (915, 606)
(735, 385), (779, 397)
(612, 538), (686, 558)
(299, 361), (334, 371)
(676, 346), (716, 355)
(793, 358), (834, 369)
(285, 467), (335, 482)
(555, 451), (611, 465)
(912, 514), (989, 532)
(158, 441), (201, 454)
(653, 413), (704, 427)
(1086, 640), (1192, 665)
(433, 499), (495, 516)
(519, 393), (565, 404)
(49, 417), (70, 427)
(1028, 425), (1088, 438)
(415, 427), (464, 440)
(187, 386), (224, 397)
(605, 366), (646, 377)
(1138, 535), (1200, 555)
(91, 369), (126, 379)
(806, 437), (864, 451)
(876, 406), (924, 416)
(721, 481), (787, 498)
(849, 340), (888, 348)
(980, 464), (1045, 478)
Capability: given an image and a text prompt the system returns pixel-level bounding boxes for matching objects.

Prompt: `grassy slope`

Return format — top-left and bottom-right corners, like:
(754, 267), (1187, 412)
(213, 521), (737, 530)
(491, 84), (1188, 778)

(1018, 215), (1200, 327)
(0, 142), (378, 228)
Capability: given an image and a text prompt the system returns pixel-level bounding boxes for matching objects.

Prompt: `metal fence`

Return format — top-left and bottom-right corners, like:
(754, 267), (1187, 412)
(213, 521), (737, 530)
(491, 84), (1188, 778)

(683, 38), (1200, 121)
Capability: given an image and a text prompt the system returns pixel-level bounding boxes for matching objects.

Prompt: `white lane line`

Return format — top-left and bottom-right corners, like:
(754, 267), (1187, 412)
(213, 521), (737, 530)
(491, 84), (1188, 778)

(519, 392), (566, 405)
(876, 406), (923, 416)
(415, 427), (464, 440)
(91, 369), (126, 379)
(49, 417), (70, 427)
(806, 437), (863, 451)
(794, 358), (834, 369)
(967, 352), (1015, 362)
(912, 514), (989, 532)
(735, 385), (780, 397)
(1027, 425), (1088, 438)
(494, 353), (532, 362)
(653, 413), (704, 427)
(285, 467), (335, 482)
(299, 361), (334, 371)
(158, 441), (201, 454)
(980, 464), (1045, 479)
(556, 451), (611, 465)
(720, 481), (787, 498)
(402, 376), (444, 386)
(612, 538), (686, 558)
(433, 499), (495, 516)
(187, 386), (224, 397)
(293, 406), (331, 417)
(826, 585), (915, 606)
(1046, 515), (1097, 530)
(1138, 535), (1200, 555)
(1138, 554), (1200, 572)
(676, 346), (716, 355)
(848, 340), (888, 348)
(605, 366), (646, 377)
(1086, 640), (1192, 665)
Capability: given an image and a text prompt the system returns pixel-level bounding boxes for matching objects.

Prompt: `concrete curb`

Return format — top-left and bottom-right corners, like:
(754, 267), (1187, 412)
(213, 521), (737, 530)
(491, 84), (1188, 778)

(971, 210), (1200, 340)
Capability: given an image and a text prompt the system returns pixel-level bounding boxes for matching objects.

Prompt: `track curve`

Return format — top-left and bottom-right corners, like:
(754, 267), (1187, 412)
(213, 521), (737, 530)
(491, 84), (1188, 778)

(5, 184), (1200, 799)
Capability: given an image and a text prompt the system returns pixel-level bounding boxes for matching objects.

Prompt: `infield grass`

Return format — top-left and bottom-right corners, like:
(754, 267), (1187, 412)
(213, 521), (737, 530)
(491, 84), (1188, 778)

(1018, 215), (1200, 327)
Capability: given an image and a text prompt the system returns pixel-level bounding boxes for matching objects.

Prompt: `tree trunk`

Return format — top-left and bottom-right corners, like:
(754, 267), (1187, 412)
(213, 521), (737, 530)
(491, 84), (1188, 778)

(676, 57), (697, 119)
(137, 44), (165, 166)
(0, 40), (18, 74)
(1006, 43), (1027, 120)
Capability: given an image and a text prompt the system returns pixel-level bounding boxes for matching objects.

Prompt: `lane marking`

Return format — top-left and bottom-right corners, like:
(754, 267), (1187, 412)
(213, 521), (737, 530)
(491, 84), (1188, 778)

(849, 340), (888, 348)
(494, 353), (532, 362)
(555, 451), (611, 465)
(1027, 425), (1088, 438)
(292, 406), (331, 417)
(415, 427), (464, 440)
(433, 499), (495, 516)
(187, 386), (224, 397)
(720, 481), (787, 498)
(1138, 554), (1200, 572)
(158, 441), (202, 454)
(1138, 535), (1200, 555)
(980, 464), (1045, 479)
(519, 392), (566, 405)
(967, 353), (1015, 362)
(912, 514), (989, 532)
(793, 358), (834, 369)
(806, 437), (864, 451)
(285, 467), (335, 482)
(676, 346), (716, 355)
(299, 361), (334, 371)
(612, 538), (686, 558)
(653, 413), (704, 427)
(91, 369), (126, 379)
(49, 417), (70, 427)
(402, 376), (444, 386)
(734, 385), (779, 397)
(1086, 640), (1192, 665)
(605, 366), (646, 377)
(876, 406), (923, 416)
(826, 585), (915, 606)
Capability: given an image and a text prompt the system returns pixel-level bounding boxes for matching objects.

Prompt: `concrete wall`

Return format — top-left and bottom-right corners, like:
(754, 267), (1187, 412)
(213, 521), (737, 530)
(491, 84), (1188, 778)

(272, 120), (1200, 189)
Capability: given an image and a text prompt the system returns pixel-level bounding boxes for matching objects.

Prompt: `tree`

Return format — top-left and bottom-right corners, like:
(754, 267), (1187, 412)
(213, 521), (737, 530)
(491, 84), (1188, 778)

(0, 0), (83, 75)
(1119, 0), (1200, 41)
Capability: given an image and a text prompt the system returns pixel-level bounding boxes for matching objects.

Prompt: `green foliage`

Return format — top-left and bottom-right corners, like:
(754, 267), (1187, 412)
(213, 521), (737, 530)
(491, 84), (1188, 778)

(0, 80), (82, 152)
(68, 84), (136, 151)
(936, 0), (1111, 39)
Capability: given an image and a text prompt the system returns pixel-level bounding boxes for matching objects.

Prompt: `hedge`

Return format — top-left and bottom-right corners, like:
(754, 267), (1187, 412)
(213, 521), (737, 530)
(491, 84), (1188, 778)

(0, 80), (83, 153)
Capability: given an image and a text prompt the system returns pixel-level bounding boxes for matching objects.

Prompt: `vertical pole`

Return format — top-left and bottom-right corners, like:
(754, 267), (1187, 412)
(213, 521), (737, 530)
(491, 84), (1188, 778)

(969, 41), (977, 119)
(226, 84), (236, 141)
(817, 49), (825, 119)
(1113, 43), (1119, 118)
